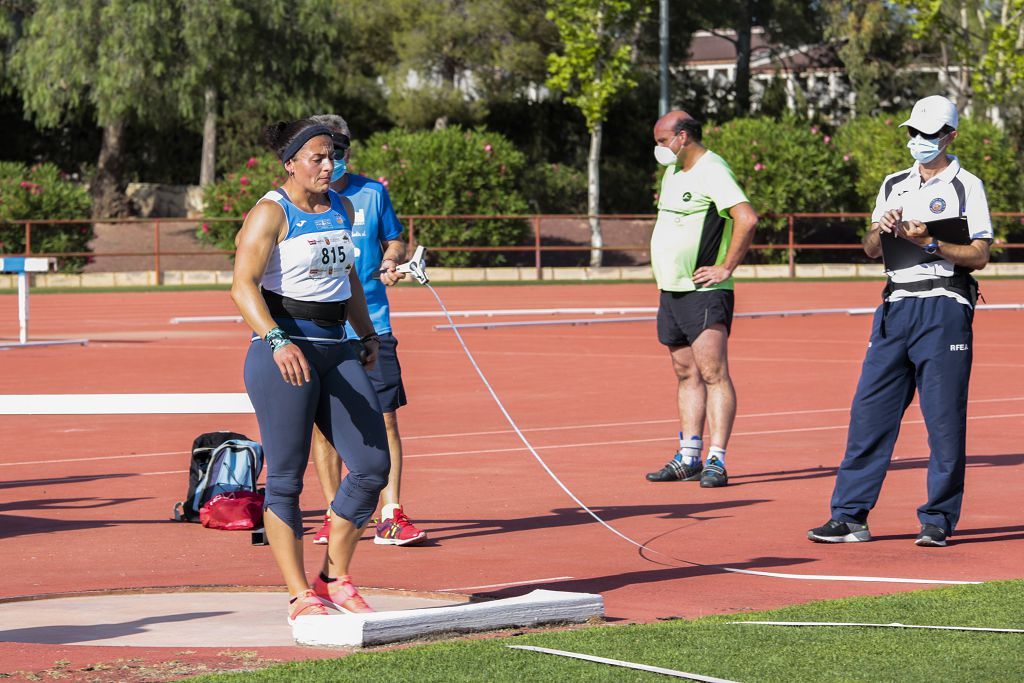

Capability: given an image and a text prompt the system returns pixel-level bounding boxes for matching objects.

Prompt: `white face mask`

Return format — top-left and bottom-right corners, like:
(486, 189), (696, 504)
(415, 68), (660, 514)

(654, 144), (679, 166)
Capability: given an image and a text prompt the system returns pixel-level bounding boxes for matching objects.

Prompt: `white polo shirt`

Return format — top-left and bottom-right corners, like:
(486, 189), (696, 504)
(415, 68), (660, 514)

(872, 155), (992, 306)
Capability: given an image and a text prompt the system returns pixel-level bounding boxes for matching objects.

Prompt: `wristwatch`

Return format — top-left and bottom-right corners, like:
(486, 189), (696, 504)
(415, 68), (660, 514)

(923, 241), (940, 255)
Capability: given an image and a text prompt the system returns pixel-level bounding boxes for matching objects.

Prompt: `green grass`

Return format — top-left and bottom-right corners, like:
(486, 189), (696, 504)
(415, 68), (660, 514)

(189, 580), (1024, 682)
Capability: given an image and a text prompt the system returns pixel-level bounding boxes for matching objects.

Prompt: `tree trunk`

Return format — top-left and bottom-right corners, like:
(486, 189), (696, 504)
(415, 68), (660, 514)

(200, 87), (217, 187)
(92, 120), (127, 219)
(733, 3), (753, 114)
(587, 122), (603, 268)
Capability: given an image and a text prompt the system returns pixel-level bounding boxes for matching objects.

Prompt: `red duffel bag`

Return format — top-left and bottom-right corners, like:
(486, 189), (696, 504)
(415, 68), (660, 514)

(199, 491), (264, 530)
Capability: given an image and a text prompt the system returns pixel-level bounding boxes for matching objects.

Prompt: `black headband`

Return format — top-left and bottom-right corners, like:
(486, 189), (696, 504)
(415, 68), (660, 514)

(280, 124), (334, 162)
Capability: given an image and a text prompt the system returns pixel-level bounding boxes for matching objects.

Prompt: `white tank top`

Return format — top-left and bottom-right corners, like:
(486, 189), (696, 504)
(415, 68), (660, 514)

(258, 188), (356, 302)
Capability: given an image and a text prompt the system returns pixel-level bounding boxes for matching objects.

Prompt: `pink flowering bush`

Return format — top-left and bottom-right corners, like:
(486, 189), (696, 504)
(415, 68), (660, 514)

(704, 115), (854, 220)
(352, 126), (528, 266)
(0, 162), (92, 272)
(199, 153), (287, 251)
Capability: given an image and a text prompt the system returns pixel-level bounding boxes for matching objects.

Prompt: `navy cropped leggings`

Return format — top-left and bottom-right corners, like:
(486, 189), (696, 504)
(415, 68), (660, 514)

(244, 339), (390, 538)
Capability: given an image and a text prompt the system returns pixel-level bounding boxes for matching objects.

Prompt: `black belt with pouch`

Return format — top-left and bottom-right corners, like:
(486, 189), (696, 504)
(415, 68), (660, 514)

(882, 270), (979, 307)
(262, 289), (347, 326)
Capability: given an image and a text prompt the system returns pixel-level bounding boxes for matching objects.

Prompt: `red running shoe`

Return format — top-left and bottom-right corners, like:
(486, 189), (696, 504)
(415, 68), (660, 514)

(287, 589), (330, 625)
(312, 574), (375, 614)
(374, 506), (427, 546)
(312, 513), (330, 545)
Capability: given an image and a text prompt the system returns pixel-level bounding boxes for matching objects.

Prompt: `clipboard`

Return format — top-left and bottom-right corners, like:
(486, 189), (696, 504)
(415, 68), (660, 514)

(880, 217), (971, 270)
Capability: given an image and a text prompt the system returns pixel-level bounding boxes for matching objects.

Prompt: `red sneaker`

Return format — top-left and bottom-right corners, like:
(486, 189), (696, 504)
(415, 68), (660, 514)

(374, 506), (427, 546)
(312, 513), (330, 545)
(312, 574), (375, 614)
(287, 589), (330, 625)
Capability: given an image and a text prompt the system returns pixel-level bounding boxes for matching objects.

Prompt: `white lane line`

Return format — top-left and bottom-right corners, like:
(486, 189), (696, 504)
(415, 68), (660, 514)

(4, 406), (1022, 467)
(401, 411), (1024, 460)
(724, 568), (980, 585)
(0, 393), (254, 415)
(403, 407), (852, 441)
(0, 451), (188, 467)
(437, 576), (575, 592)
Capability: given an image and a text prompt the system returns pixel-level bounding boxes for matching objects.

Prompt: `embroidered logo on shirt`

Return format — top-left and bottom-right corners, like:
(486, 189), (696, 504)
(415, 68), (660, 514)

(681, 192), (692, 202)
(929, 197), (946, 214)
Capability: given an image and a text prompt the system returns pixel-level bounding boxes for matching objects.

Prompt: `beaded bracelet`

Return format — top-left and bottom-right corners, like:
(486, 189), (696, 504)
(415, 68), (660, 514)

(264, 326), (293, 353)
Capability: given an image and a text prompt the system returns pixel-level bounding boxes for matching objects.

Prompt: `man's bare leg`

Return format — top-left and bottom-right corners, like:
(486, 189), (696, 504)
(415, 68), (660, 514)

(689, 324), (735, 450)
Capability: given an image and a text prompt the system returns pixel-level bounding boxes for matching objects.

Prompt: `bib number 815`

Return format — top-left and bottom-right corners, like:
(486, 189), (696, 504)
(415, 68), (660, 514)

(321, 246), (347, 265)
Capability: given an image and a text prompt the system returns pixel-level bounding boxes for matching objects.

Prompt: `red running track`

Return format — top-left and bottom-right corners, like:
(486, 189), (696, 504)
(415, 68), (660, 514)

(1, 281), (1022, 677)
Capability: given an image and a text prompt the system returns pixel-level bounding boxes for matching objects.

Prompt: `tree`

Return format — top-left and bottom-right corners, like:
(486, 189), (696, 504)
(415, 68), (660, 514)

(895, 0), (1024, 125)
(822, 1), (923, 117)
(9, 0), (177, 217)
(547, 0), (648, 267)
(380, 0), (555, 130)
(693, 0), (823, 116)
(174, 1), (253, 187)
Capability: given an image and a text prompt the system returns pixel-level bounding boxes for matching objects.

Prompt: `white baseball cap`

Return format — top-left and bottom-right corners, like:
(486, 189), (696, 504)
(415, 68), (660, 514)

(899, 95), (958, 135)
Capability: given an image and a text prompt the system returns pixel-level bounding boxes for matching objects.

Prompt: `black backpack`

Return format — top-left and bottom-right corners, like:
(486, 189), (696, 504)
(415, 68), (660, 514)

(172, 431), (264, 522)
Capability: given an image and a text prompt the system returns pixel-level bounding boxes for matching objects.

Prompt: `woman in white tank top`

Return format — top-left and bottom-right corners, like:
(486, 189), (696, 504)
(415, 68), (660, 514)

(231, 119), (388, 624)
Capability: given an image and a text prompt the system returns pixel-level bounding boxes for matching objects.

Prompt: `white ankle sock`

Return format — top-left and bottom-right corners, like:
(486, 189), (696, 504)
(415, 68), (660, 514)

(382, 503), (401, 521)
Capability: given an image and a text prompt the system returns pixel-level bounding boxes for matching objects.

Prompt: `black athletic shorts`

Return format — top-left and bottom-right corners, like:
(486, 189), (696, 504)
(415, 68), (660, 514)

(656, 289), (735, 347)
(352, 332), (407, 413)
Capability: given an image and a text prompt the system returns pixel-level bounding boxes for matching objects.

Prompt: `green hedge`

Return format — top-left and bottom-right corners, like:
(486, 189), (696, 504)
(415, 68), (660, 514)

(202, 118), (1023, 266)
(702, 116), (856, 262)
(201, 127), (530, 267)
(352, 126), (529, 266)
(0, 162), (92, 272)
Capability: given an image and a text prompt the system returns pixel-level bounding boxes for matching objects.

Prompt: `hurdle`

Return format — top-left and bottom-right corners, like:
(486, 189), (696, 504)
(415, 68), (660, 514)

(0, 257), (88, 349)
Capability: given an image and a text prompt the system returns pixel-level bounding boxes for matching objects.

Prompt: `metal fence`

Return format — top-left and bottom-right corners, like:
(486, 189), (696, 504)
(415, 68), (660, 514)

(4, 213), (1023, 281)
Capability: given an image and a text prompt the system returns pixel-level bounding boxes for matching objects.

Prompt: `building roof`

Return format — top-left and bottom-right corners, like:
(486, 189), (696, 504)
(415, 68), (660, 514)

(685, 27), (842, 74)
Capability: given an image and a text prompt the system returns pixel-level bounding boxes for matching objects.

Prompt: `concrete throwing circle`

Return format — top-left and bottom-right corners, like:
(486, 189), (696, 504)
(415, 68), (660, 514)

(0, 588), (470, 647)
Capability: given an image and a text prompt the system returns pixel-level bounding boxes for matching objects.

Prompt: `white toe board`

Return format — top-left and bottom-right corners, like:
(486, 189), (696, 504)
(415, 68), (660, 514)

(292, 589), (604, 647)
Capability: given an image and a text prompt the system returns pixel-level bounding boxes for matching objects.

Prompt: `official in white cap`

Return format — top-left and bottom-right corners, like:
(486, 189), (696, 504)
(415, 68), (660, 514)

(808, 95), (993, 548)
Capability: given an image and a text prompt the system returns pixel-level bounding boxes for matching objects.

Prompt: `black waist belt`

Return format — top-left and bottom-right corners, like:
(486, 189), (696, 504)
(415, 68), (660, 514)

(262, 289), (347, 326)
(883, 272), (978, 307)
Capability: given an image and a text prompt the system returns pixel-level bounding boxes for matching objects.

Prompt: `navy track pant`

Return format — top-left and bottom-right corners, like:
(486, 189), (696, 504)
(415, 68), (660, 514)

(830, 295), (974, 533)
(244, 339), (390, 538)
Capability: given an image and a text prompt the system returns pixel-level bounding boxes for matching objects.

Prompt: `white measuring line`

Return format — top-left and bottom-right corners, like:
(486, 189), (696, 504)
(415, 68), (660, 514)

(508, 645), (739, 682)
(732, 620), (1024, 633)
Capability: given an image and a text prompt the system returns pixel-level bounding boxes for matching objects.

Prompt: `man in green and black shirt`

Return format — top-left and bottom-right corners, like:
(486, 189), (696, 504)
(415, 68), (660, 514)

(645, 110), (758, 488)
